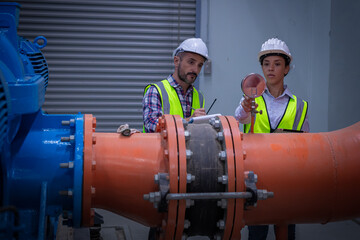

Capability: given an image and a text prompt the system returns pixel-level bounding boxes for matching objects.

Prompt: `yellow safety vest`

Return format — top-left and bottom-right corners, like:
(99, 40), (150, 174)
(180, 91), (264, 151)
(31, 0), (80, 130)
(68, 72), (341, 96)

(244, 95), (308, 133)
(143, 79), (205, 131)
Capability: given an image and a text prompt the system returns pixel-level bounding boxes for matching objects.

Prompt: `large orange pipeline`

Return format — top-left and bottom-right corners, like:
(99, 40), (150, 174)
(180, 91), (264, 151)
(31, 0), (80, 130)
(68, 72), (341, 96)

(243, 122), (360, 225)
(81, 114), (360, 240)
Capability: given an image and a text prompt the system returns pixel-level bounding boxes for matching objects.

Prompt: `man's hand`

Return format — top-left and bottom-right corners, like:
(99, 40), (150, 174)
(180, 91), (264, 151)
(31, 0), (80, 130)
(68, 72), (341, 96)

(191, 108), (206, 117)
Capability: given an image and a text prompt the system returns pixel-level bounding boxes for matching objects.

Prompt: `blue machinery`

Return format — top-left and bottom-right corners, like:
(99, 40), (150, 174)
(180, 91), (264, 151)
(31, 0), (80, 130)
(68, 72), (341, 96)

(1, 2), (360, 240)
(0, 2), (85, 238)
(0, 111), (85, 238)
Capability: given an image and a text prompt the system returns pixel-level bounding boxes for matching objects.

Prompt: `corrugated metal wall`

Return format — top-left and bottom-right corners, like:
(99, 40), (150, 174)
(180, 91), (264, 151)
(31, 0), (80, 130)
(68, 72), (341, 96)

(14, 0), (197, 132)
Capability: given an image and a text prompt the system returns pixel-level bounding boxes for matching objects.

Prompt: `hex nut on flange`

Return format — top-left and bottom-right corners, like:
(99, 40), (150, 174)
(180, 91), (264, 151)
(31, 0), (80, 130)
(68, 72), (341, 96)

(217, 220), (225, 230)
(218, 175), (228, 184)
(184, 220), (191, 229)
(217, 132), (224, 142)
(186, 174), (195, 183)
(217, 199), (227, 209)
(218, 151), (227, 161)
(186, 149), (193, 160)
(184, 130), (191, 140)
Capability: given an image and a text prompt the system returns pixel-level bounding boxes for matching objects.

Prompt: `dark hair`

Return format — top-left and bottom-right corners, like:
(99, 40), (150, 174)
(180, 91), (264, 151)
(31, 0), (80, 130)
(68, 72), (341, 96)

(177, 51), (186, 60)
(176, 51), (206, 62)
(260, 53), (291, 66)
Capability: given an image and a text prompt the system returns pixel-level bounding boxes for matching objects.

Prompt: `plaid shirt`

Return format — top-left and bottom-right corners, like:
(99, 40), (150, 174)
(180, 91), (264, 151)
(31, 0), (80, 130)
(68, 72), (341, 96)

(142, 75), (194, 132)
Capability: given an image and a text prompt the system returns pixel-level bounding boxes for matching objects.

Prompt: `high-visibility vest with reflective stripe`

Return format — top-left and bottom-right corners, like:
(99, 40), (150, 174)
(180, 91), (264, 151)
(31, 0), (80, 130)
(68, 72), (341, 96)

(143, 79), (204, 132)
(244, 95), (308, 133)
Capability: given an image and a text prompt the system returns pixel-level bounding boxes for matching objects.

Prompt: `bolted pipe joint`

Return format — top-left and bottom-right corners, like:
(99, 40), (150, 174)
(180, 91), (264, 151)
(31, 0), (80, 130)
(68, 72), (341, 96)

(254, 174), (258, 183)
(184, 130), (191, 141)
(186, 199), (195, 208)
(143, 191), (161, 203)
(186, 149), (193, 160)
(257, 189), (274, 200)
(209, 118), (221, 131)
(61, 135), (75, 143)
(218, 151), (227, 161)
(59, 161), (74, 169)
(154, 173), (160, 185)
(61, 119), (75, 127)
(216, 220), (225, 230)
(216, 132), (224, 142)
(59, 189), (73, 197)
(186, 173), (195, 183)
(218, 175), (228, 184)
(184, 219), (191, 229)
(217, 199), (227, 209)
(244, 171), (257, 183)
(143, 191), (162, 208)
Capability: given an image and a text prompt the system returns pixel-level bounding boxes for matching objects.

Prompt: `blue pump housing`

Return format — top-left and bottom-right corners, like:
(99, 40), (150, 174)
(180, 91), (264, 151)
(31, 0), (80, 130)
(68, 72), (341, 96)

(0, 3), (84, 239)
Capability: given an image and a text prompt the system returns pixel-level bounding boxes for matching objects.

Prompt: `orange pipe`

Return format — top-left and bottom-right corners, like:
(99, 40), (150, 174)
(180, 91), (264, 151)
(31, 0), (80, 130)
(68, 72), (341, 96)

(242, 121), (360, 225)
(92, 132), (165, 226)
(82, 115), (166, 226)
(82, 114), (187, 237)
(81, 114), (360, 239)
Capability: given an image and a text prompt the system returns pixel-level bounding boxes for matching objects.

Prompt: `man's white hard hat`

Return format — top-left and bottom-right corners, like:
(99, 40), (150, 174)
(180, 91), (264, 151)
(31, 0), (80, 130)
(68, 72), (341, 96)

(258, 38), (292, 64)
(173, 38), (209, 61)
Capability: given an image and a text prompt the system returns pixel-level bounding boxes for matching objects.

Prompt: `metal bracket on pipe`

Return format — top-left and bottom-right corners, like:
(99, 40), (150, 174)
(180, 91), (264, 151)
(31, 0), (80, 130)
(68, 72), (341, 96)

(143, 173), (169, 211)
(244, 171), (274, 208)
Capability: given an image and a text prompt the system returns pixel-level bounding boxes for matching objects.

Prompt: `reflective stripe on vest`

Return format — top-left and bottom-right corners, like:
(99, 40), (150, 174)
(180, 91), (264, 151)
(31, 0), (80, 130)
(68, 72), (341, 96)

(244, 95), (308, 133)
(144, 79), (204, 118)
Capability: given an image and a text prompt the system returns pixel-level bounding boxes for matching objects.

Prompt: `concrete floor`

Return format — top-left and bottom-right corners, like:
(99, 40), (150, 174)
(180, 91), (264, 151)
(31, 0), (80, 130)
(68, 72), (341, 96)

(64, 209), (360, 240)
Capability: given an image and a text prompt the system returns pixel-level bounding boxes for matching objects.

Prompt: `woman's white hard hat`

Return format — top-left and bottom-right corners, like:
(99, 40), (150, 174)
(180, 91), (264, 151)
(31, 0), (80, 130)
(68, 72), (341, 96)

(173, 38), (209, 61)
(258, 38), (292, 64)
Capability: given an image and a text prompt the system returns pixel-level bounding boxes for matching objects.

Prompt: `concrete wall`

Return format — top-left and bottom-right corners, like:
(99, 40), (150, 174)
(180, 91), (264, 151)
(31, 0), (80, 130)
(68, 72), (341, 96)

(198, 0), (355, 133)
(328, 0), (360, 131)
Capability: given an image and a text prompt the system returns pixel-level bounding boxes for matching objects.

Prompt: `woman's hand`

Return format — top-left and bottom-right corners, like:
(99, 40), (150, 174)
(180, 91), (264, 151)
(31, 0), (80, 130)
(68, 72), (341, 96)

(241, 95), (258, 113)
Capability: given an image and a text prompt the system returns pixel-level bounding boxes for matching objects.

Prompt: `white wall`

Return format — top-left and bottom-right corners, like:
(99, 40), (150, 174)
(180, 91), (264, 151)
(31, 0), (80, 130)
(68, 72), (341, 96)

(199, 0), (331, 132)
